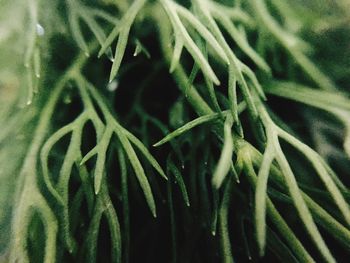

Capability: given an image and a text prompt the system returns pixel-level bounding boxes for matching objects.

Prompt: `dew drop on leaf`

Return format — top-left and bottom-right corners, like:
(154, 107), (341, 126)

(107, 79), (119, 92)
(36, 23), (45, 36)
(63, 93), (72, 104)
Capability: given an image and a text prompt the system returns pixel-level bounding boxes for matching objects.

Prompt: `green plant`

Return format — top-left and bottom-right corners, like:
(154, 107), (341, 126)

(1, 0), (350, 262)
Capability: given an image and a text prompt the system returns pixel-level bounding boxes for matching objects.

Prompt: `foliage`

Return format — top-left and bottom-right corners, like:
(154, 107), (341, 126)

(1, 0), (350, 262)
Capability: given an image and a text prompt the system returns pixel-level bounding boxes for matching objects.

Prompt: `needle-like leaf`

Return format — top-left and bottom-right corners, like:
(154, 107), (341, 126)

(255, 141), (275, 256)
(212, 115), (234, 189)
(154, 112), (223, 147)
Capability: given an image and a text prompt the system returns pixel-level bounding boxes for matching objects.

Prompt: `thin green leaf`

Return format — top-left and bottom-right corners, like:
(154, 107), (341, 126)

(153, 112), (221, 147)
(195, 36), (222, 114)
(167, 173), (177, 263)
(117, 147), (130, 263)
(57, 128), (85, 253)
(227, 64), (243, 136)
(187, 60), (200, 85)
(25, 66), (34, 106)
(80, 9), (113, 60)
(240, 63), (266, 100)
(255, 141), (275, 256)
(161, 0), (221, 85)
(93, 126), (113, 194)
(170, 35), (184, 72)
(167, 160), (190, 206)
(265, 227), (299, 263)
(244, 158), (315, 263)
(122, 128), (167, 180)
(266, 81), (350, 112)
(277, 127), (350, 225)
(218, 179), (233, 262)
(80, 145), (99, 166)
(109, 26), (130, 83)
(69, 10), (89, 56)
(212, 115), (234, 189)
(41, 124), (75, 205)
(272, 136), (336, 263)
(98, 0), (146, 57)
(89, 8), (119, 24)
(133, 39), (151, 58)
(114, 124), (156, 217)
(33, 47), (41, 79)
(211, 188), (219, 236)
(214, 15), (270, 72)
(24, 0), (37, 67)
(174, 2), (229, 64)
(104, 193), (122, 263)
(208, 1), (254, 26)
(34, 197), (59, 263)
(85, 202), (103, 263)
(192, 0), (259, 119)
(98, 26), (122, 58)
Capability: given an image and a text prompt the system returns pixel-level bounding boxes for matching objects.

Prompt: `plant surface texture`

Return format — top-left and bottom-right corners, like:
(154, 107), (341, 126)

(1, 0), (350, 262)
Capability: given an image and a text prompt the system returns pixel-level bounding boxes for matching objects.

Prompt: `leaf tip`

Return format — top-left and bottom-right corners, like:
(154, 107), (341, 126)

(97, 48), (104, 58)
(152, 210), (157, 218)
(153, 141), (161, 147)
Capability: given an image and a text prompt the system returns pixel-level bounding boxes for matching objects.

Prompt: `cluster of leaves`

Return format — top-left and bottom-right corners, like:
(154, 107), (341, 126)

(1, 0), (350, 262)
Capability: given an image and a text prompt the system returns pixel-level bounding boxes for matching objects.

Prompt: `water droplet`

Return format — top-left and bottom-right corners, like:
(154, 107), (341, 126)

(36, 23), (45, 36)
(204, 161), (208, 166)
(63, 94), (72, 104)
(133, 44), (141, 57)
(181, 164), (185, 169)
(107, 79), (119, 92)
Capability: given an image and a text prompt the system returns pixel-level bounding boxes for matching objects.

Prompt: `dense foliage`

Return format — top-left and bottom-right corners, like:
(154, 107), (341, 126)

(1, 0), (350, 262)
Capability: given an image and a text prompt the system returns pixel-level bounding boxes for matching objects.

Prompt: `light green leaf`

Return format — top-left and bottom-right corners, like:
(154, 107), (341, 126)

(114, 124), (156, 217)
(154, 112), (222, 147)
(272, 136), (336, 263)
(277, 127), (350, 226)
(109, 26), (130, 83)
(122, 128), (167, 180)
(212, 115), (234, 189)
(167, 160), (190, 206)
(255, 142), (275, 256)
